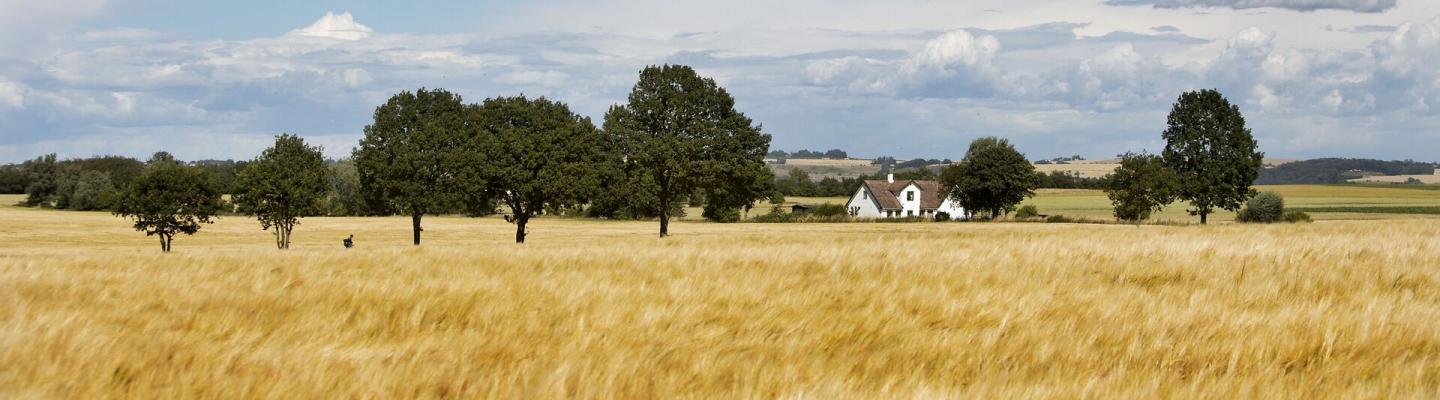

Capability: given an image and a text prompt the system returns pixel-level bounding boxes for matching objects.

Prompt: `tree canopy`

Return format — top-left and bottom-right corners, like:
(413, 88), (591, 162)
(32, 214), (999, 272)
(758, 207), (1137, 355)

(1161, 89), (1264, 224)
(21, 154), (59, 207)
(1103, 152), (1179, 222)
(472, 95), (608, 243)
(601, 65), (771, 236)
(940, 137), (1037, 219)
(112, 153), (224, 252)
(234, 134), (330, 249)
(353, 88), (476, 245)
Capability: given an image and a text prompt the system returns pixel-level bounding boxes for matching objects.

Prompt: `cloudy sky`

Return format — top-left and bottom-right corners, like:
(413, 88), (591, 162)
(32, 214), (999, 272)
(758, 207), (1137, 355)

(1, 0), (1438, 163)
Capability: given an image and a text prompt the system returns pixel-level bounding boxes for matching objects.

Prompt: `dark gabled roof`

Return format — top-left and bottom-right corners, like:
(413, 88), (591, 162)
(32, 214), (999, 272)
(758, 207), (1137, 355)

(860, 180), (944, 210)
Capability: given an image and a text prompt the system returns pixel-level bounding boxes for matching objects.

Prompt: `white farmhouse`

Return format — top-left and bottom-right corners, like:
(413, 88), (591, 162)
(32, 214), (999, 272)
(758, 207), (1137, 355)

(843, 174), (966, 219)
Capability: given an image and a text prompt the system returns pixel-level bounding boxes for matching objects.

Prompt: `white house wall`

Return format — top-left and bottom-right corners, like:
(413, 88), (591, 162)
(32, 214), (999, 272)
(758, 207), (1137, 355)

(900, 182), (922, 217)
(846, 186), (884, 218)
(938, 197), (966, 219)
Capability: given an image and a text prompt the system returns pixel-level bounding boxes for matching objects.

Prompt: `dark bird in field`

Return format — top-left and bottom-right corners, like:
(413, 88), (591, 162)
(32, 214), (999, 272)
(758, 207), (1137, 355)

(343, 234), (354, 249)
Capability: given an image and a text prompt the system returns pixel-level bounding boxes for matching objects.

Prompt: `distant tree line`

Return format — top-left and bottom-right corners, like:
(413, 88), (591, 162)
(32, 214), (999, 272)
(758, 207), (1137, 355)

(864, 156), (951, 171)
(772, 164), (1098, 198)
(1255, 158), (1434, 184)
(1, 153), (372, 216)
(766, 149), (848, 160)
(1033, 155), (1086, 165)
(1035, 171), (1105, 189)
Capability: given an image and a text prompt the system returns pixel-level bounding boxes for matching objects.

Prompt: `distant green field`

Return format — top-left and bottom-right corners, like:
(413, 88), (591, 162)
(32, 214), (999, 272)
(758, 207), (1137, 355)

(1326, 183), (1440, 191)
(1023, 184), (1440, 222)
(1290, 206), (1440, 215)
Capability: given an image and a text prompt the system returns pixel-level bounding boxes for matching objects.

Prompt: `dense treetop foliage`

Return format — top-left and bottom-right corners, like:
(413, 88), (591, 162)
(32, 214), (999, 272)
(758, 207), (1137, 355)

(471, 95), (610, 243)
(353, 88), (476, 245)
(601, 65), (772, 237)
(1161, 89), (1264, 224)
(112, 153), (224, 252)
(1103, 153), (1179, 222)
(941, 137), (1038, 219)
(233, 134), (330, 249)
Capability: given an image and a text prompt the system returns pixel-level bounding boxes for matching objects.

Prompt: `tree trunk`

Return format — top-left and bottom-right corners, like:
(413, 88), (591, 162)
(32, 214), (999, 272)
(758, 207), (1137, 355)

(659, 211), (670, 238)
(515, 215), (528, 244)
(411, 213), (423, 245)
(159, 234), (168, 253)
(280, 224), (291, 249)
(1199, 211), (1209, 224)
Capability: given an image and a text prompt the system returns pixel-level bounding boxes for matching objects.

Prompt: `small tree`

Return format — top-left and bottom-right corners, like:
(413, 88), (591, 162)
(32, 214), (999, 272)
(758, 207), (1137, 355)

(940, 137), (1038, 219)
(113, 153), (223, 252)
(603, 65), (772, 237)
(1161, 89), (1264, 224)
(353, 88), (473, 245)
(1104, 152), (1179, 222)
(234, 134), (330, 249)
(472, 95), (607, 243)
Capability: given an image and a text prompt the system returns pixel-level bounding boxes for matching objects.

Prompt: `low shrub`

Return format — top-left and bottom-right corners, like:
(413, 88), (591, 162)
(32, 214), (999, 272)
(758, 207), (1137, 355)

(810, 203), (849, 217)
(935, 211), (951, 222)
(1283, 210), (1312, 223)
(1237, 191), (1285, 223)
(1015, 205), (1039, 219)
(701, 206), (741, 223)
(1045, 215), (1076, 223)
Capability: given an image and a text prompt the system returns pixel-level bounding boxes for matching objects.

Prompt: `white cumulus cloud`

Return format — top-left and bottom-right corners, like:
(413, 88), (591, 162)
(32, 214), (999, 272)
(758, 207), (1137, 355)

(287, 11), (373, 41)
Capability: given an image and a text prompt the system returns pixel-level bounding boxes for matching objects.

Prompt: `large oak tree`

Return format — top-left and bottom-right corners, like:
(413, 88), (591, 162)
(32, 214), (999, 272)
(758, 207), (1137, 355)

(602, 65), (772, 237)
(353, 88), (477, 245)
(472, 95), (609, 243)
(1160, 89), (1264, 224)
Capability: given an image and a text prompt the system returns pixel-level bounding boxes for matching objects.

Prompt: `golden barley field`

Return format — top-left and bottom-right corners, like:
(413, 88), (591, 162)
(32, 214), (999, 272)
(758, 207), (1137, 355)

(2, 194), (1440, 398)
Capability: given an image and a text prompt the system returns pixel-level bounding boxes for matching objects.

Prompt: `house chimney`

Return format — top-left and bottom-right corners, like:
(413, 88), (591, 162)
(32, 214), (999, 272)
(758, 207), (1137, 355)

(887, 173), (894, 183)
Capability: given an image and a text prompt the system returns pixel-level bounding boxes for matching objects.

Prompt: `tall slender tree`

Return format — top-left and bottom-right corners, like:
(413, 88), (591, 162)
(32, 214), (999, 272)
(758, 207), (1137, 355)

(1161, 89), (1264, 224)
(602, 65), (772, 237)
(353, 88), (474, 245)
(233, 134), (330, 249)
(472, 95), (608, 243)
(113, 153), (223, 252)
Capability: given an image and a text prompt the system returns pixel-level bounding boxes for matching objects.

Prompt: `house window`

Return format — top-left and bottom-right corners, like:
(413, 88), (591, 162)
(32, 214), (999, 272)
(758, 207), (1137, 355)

(907, 191), (915, 201)
(863, 191), (868, 199)
(907, 210), (914, 217)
